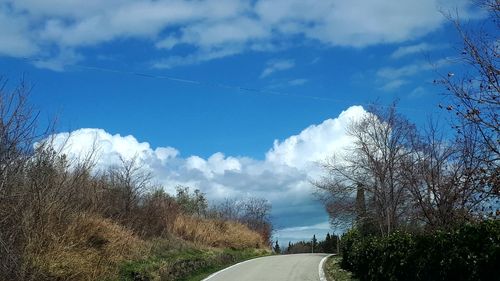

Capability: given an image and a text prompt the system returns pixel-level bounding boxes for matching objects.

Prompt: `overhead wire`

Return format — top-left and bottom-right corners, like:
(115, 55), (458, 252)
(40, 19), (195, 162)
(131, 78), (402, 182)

(20, 57), (432, 113)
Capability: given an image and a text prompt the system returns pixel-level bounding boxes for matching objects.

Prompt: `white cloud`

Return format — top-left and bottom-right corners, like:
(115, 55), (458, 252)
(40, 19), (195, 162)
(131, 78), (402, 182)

(32, 49), (83, 71)
(378, 58), (455, 80)
(390, 42), (447, 59)
(265, 78), (309, 90)
(0, 0), (476, 69)
(46, 106), (367, 239)
(377, 63), (429, 80)
(185, 153), (242, 179)
(288, 79), (308, 86)
(376, 57), (454, 91)
(266, 106), (366, 170)
(152, 45), (243, 69)
(0, 7), (38, 57)
(380, 79), (409, 91)
(164, 17), (269, 50)
(256, 0), (476, 48)
(49, 128), (179, 170)
(260, 59), (295, 78)
(409, 86), (428, 98)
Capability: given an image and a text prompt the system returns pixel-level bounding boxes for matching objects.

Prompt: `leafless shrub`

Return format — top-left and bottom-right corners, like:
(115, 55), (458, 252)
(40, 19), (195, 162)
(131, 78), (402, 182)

(135, 188), (180, 238)
(0, 77), (49, 280)
(209, 197), (273, 245)
(99, 156), (152, 226)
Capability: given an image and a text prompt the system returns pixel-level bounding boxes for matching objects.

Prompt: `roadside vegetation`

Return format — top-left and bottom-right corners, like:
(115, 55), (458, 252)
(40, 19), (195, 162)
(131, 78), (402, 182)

(324, 256), (357, 281)
(0, 78), (272, 280)
(315, 1), (499, 280)
(340, 220), (499, 281)
(120, 241), (269, 281)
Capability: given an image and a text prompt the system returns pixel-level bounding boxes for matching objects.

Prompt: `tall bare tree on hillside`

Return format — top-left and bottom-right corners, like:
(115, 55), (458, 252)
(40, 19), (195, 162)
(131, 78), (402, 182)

(315, 105), (417, 236)
(402, 118), (497, 230)
(0, 77), (42, 278)
(438, 0), (499, 191)
(103, 156), (152, 224)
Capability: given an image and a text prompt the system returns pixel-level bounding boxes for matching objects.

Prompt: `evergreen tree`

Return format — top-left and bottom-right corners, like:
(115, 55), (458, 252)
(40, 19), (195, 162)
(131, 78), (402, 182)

(325, 233), (332, 253)
(312, 235), (317, 253)
(273, 240), (281, 254)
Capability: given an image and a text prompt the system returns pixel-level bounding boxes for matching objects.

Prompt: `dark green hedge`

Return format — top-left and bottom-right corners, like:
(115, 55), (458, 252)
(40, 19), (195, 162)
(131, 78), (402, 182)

(340, 220), (500, 281)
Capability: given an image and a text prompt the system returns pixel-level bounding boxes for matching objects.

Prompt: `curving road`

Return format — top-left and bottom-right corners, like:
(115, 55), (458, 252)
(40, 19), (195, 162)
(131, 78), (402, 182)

(202, 253), (331, 281)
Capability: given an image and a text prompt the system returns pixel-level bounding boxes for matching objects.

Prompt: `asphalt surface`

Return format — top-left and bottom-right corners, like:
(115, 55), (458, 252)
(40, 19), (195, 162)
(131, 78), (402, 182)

(202, 253), (330, 281)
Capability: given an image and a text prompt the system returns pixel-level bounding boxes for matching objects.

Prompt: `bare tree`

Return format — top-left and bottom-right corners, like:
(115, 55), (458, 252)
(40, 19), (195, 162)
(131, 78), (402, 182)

(315, 104), (416, 236)
(437, 0), (499, 184)
(0, 77), (45, 279)
(211, 198), (242, 221)
(102, 155), (152, 223)
(211, 197), (273, 244)
(239, 197), (273, 245)
(402, 118), (497, 230)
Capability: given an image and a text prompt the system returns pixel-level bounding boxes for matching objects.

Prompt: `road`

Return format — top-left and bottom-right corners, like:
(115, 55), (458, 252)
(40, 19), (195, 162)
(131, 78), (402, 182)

(202, 253), (331, 281)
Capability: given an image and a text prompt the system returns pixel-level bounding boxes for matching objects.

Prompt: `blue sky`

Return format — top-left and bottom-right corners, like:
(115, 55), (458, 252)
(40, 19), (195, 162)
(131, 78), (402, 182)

(0, 0), (485, 242)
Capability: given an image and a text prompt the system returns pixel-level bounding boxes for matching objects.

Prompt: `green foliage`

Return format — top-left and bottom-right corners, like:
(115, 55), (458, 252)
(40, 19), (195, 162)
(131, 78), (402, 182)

(341, 220), (500, 281)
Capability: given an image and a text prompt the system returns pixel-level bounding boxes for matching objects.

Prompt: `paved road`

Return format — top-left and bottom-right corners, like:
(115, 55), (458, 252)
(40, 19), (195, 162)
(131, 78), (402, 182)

(203, 253), (331, 281)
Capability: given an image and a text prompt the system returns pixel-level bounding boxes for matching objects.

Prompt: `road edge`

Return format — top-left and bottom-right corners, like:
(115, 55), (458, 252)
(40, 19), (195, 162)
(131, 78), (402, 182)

(319, 254), (335, 281)
(201, 255), (270, 281)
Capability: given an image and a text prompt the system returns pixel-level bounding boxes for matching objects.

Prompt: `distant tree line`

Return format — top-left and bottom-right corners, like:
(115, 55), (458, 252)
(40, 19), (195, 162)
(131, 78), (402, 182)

(274, 233), (339, 254)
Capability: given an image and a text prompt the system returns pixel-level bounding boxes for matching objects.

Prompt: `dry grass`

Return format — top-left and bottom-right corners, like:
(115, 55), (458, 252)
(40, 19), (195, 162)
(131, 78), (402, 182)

(31, 213), (147, 281)
(173, 215), (265, 249)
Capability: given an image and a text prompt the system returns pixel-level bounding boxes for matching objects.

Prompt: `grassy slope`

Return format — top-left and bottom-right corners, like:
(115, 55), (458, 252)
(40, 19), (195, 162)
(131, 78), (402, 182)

(324, 256), (358, 281)
(28, 213), (270, 280)
(120, 238), (270, 281)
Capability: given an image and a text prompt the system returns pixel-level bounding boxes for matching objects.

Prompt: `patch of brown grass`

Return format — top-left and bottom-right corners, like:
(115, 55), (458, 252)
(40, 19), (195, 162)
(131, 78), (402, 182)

(173, 215), (265, 249)
(31, 213), (147, 281)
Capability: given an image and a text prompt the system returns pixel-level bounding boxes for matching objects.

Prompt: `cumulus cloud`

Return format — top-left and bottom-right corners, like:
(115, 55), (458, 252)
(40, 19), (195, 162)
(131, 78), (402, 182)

(47, 106), (367, 238)
(49, 128), (180, 169)
(0, 0), (476, 69)
(266, 106), (366, 170)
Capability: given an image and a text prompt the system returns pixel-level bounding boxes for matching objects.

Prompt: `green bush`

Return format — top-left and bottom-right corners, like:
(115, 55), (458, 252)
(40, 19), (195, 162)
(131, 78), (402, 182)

(340, 220), (500, 281)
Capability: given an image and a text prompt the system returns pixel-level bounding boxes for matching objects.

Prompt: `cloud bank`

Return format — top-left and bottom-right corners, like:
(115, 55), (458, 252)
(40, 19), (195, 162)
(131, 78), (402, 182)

(49, 105), (367, 240)
(1, 0), (475, 69)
